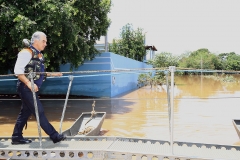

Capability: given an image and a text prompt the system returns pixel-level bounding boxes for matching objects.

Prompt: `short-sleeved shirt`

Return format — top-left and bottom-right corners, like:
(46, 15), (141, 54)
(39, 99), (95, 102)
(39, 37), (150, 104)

(14, 46), (45, 88)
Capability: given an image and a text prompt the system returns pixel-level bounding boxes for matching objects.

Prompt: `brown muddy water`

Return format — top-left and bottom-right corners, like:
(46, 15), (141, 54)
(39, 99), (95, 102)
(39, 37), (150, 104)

(0, 75), (240, 146)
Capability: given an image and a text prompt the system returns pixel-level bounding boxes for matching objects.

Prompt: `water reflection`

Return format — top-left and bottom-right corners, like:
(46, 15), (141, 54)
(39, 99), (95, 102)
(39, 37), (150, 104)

(175, 75), (240, 98)
(0, 75), (240, 146)
(102, 75), (240, 145)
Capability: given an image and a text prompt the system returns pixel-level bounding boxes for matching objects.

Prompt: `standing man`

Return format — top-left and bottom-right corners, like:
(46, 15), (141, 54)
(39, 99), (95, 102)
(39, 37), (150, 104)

(12, 31), (65, 144)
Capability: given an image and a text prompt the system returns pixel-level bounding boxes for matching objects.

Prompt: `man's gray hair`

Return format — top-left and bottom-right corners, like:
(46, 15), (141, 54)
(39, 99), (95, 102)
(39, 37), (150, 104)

(30, 31), (46, 44)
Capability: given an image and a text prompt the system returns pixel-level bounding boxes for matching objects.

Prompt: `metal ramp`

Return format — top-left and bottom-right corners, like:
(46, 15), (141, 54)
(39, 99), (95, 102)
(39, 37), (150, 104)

(0, 137), (240, 160)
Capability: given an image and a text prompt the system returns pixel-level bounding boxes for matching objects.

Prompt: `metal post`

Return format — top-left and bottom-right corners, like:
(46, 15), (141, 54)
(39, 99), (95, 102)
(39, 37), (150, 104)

(59, 75), (74, 133)
(201, 55), (203, 75)
(29, 72), (42, 147)
(201, 56), (203, 96)
(169, 66), (175, 155)
(165, 70), (171, 134)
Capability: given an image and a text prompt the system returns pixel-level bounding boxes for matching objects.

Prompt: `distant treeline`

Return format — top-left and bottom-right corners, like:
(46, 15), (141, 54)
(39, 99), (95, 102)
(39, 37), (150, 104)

(147, 48), (240, 74)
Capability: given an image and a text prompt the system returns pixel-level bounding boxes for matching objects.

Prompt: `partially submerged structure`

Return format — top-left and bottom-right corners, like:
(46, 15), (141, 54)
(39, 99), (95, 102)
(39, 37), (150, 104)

(0, 52), (152, 98)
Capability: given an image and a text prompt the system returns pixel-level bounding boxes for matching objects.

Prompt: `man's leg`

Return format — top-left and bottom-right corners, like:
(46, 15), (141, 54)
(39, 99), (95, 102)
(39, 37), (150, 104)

(12, 85), (32, 144)
(12, 105), (32, 141)
(22, 91), (65, 143)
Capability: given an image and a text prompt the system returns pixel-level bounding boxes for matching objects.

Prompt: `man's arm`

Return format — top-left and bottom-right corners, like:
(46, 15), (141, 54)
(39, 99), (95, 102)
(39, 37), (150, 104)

(17, 74), (38, 92)
(46, 72), (63, 77)
(14, 51), (38, 92)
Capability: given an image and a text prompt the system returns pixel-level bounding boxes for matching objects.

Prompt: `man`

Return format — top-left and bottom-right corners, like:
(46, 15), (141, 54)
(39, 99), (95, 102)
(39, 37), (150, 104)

(12, 31), (66, 144)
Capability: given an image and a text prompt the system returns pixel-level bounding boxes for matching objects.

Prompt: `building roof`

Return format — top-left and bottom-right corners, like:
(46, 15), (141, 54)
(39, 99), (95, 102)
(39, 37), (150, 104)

(145, 45), (157, 51)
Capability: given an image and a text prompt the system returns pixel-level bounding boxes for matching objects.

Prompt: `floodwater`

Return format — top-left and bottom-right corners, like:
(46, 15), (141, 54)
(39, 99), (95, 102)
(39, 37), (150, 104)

(0, 75), (240, 146)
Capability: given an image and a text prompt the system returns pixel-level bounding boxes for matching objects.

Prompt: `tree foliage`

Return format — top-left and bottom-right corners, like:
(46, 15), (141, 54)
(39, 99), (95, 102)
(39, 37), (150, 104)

(147, 52), (179, 68)
(0, 0), (111, 74)
(178, 48), (221, 70)
(137, 72), (168, 89)
(218, 52), (240, 71)
(109, 23), (146, 61)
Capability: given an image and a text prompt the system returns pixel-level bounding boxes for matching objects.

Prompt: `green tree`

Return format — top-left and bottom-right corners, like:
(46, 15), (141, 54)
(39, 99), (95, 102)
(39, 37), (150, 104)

(0, 0), (111, 74)
(109, 23), (146, 61)
(218, 52), (240, 71)
(137, 72), (167, 88)
(147, 52), (179, 68)
(178, 48), (220, 70)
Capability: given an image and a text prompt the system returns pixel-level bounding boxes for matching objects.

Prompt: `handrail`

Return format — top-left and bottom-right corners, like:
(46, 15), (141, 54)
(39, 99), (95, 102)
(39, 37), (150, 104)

(1, 67), (240, 78)
(59, 75), (74, 134)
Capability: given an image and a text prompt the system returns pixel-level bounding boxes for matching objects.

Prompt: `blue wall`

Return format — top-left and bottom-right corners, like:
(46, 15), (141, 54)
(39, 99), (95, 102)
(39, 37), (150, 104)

(108, 53), (152, 97)
(0, 52), (152, 97)
(0, 76), (18, 94)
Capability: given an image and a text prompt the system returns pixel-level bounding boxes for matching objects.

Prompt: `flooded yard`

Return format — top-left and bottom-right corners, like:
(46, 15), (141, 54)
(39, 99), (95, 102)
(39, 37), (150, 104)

(0, 75), (240, 146)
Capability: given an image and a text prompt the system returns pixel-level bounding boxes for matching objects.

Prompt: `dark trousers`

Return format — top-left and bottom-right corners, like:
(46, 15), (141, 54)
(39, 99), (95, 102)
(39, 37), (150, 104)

(12, 82), (59, 141)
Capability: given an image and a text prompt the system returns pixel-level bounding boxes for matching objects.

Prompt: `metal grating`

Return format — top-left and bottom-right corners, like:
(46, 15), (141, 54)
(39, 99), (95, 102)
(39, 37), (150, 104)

(0, 136), (240, 160)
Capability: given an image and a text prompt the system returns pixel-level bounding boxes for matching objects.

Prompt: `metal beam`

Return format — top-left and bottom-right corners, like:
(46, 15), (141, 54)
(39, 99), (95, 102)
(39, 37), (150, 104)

(0, 137), (240, 160)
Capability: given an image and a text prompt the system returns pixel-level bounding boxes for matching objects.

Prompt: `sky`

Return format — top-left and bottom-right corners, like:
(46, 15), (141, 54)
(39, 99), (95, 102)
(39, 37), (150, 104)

(105, 0), (240, 55)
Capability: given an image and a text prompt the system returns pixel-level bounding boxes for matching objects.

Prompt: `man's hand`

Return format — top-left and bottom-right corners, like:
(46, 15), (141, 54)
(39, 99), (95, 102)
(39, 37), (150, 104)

(48, 72), (63, 77)
(17, 74), (39, 92)
(26, 81), (39, 92)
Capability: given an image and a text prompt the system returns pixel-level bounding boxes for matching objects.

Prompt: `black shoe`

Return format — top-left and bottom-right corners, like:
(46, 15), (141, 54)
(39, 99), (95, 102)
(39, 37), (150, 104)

(11, 139), (32, 145)
(53, 134), (66, 143)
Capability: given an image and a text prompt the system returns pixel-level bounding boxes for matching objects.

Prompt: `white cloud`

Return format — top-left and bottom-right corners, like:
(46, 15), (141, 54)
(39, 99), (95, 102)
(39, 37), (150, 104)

(107, 0), (240, 55)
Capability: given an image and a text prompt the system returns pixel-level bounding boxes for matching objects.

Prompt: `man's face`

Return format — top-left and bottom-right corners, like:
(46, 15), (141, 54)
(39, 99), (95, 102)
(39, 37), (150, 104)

(34, 35), (47, 51)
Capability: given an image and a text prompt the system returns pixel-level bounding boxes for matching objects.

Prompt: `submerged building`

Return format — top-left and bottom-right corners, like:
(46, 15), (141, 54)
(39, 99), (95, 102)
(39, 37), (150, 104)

(0, 52), (152, 98)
